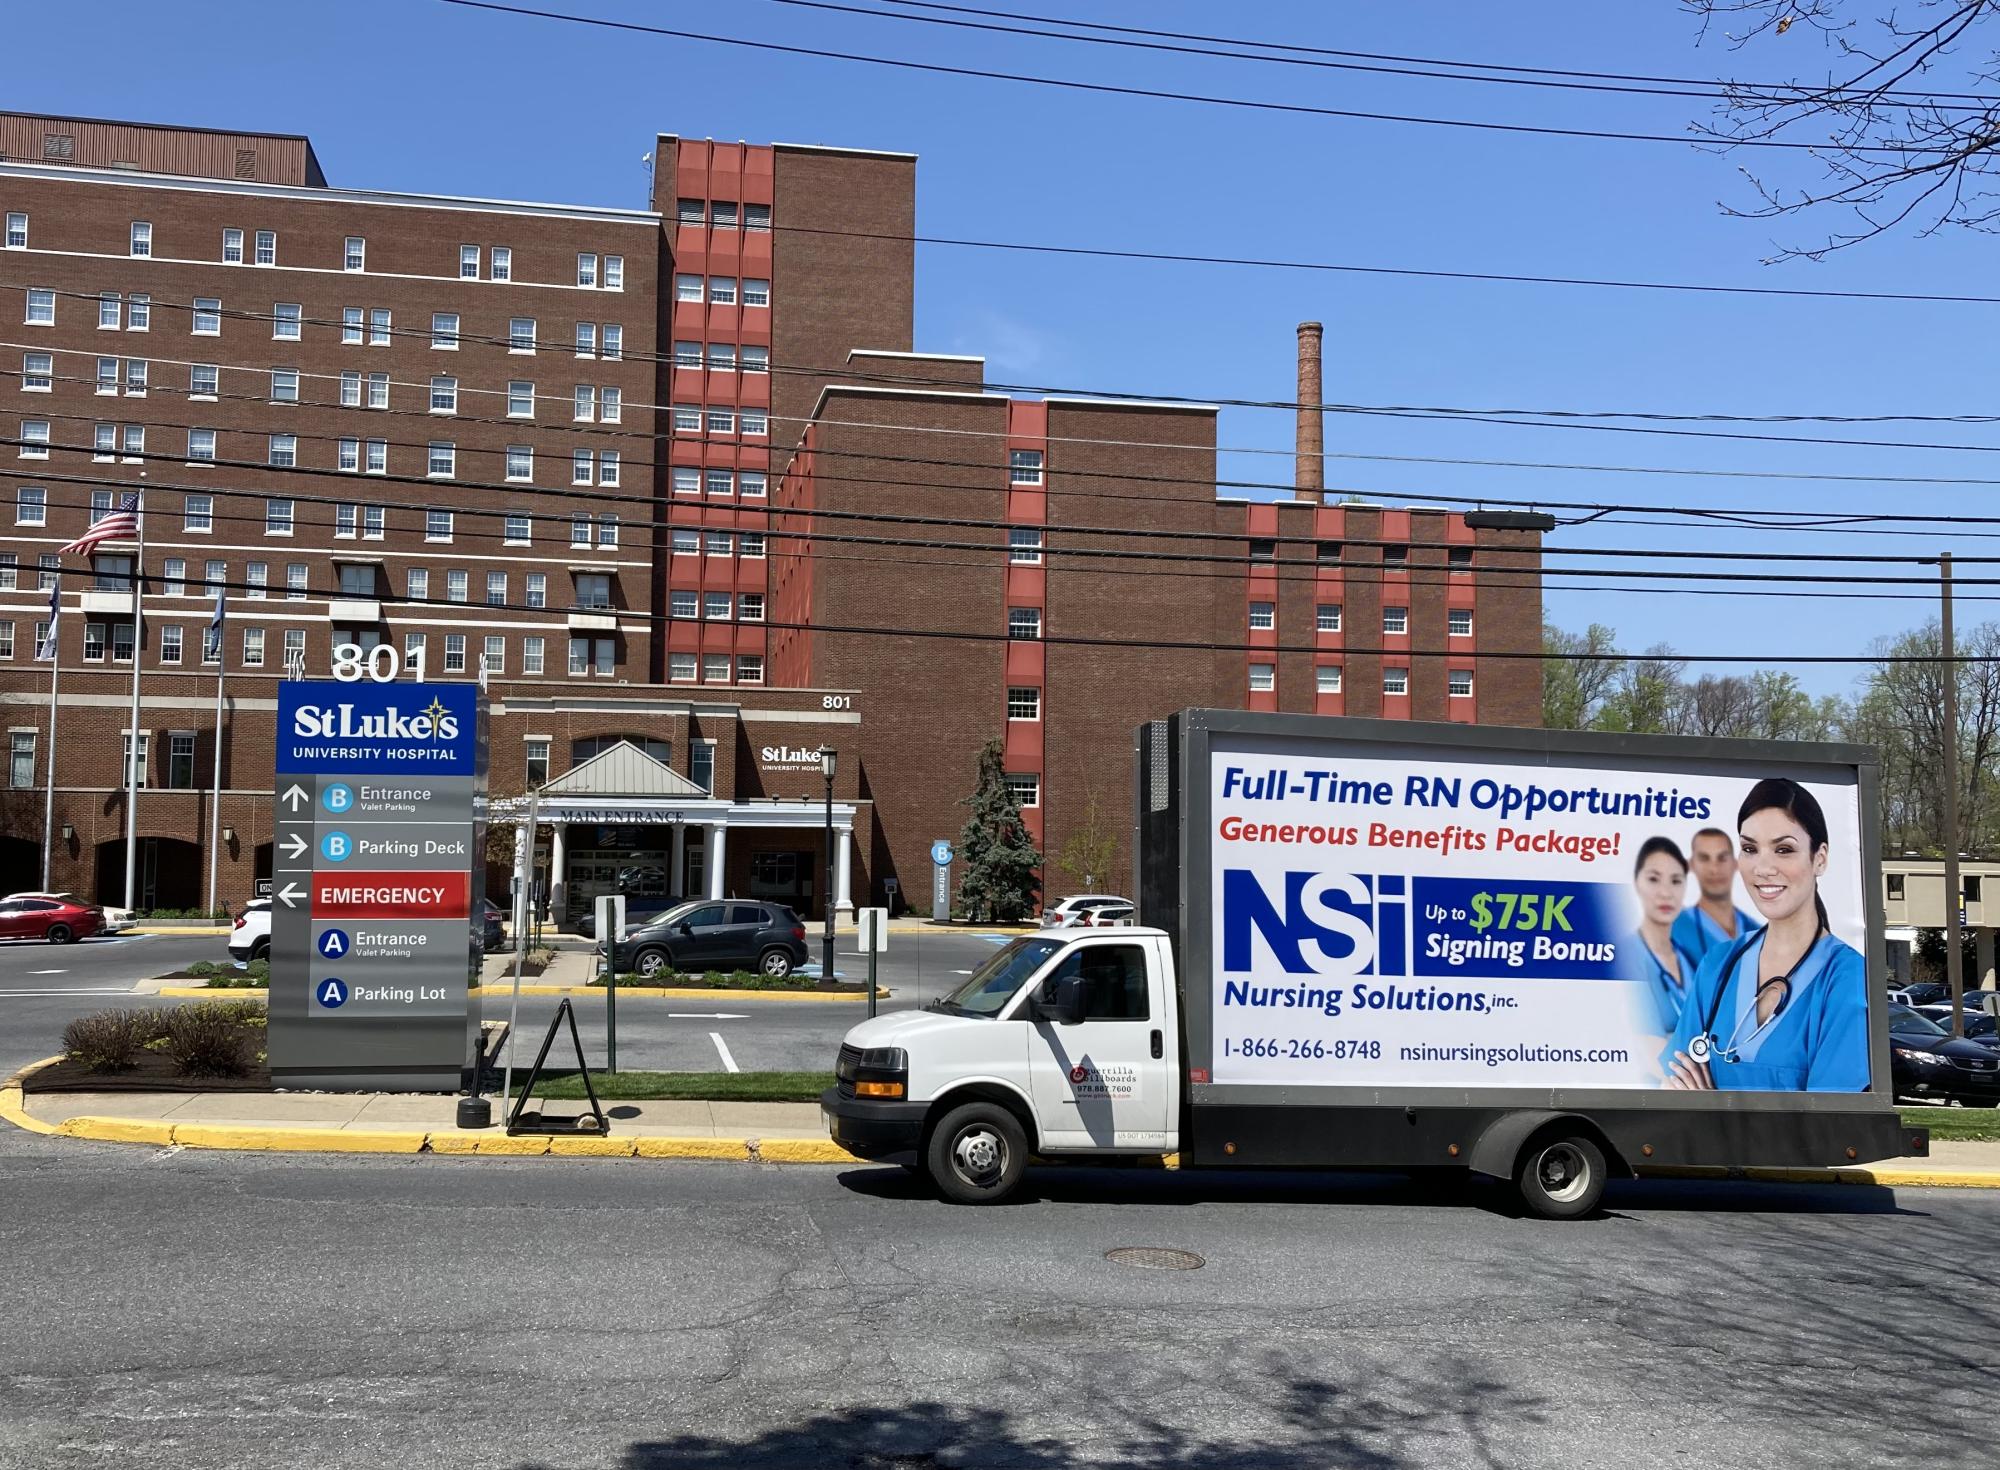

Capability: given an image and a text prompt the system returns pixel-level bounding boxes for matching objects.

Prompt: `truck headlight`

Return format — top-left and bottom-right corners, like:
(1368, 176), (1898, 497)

(852, 1047), (908, 1099)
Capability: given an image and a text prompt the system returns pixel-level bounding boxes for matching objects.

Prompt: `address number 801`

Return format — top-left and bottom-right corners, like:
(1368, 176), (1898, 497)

(331, 642), (427, 684)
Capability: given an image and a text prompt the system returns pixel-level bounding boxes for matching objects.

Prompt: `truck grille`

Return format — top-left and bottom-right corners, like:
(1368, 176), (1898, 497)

(835, 1044), (861, 1096)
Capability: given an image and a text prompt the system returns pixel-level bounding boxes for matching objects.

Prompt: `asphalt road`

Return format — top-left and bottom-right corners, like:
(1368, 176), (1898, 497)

(0, 1130), (1993, 1469)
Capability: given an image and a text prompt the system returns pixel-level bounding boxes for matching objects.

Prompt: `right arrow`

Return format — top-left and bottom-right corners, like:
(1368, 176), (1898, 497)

(281, 784), (308, 812)
(280, 833), (307, 859)
(277, 882), (306, 908)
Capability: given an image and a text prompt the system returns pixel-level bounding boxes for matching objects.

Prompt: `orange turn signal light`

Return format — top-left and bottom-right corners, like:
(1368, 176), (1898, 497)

(855, 1080), (905, 1099)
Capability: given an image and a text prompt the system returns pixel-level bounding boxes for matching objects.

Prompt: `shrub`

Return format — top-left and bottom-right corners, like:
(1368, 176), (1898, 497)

(62, 1009), (153, 1072)
(163, 1002), (252, 1079)
(249, 958), (270, 982)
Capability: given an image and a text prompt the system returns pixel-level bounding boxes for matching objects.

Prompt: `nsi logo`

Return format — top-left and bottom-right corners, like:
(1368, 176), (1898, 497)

(1220, 869), (1406, 977)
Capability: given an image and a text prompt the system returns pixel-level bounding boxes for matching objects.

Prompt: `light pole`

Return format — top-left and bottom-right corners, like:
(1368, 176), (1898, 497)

(819, 746), (837, 987)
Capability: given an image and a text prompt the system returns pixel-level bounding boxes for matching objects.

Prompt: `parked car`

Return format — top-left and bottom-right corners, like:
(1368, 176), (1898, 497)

(481, 898), (507, 954)
(229, 898), (271, 964)
(1890, 982), (1953, 1008)
(1040, 894), (1136, 929)
(602, 900), (808, 980)
(574, 894), (686, 939)
(1914, 1004), (2000, 1045)
(0, 893), (104, 944)
(1889, 1006), (2000, 1105)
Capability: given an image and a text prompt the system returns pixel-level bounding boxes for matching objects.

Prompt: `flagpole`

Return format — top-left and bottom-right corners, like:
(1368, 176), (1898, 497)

(39, 581), (61, 891)
(206, 590), (226, 915)
(121, 495), (144, 912)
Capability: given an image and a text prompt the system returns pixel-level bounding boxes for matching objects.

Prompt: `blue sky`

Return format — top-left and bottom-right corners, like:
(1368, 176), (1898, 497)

(14, 1), (1997, 694)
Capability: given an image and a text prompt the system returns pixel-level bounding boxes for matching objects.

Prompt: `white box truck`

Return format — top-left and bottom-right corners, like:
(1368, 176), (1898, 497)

(821, 712), (1929, 1216)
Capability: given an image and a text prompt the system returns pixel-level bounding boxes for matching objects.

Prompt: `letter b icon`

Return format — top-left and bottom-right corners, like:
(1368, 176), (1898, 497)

(320, 830), (352, 863)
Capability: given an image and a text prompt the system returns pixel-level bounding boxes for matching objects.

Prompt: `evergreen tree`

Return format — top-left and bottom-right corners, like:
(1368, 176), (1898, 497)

(956, 739), (1042, 921)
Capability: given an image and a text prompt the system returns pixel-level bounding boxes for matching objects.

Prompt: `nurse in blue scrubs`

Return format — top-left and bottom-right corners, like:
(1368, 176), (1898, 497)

(1625, 837), (1701, 1033)
(1671, 826), (1758, 966)
(1664, 779), (1869, 1093)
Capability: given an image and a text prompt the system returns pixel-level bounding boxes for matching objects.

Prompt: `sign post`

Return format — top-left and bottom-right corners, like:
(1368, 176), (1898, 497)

(595, 892), (625, 1072)
(857, 905), (887, 1018)
(267, 679), (485, 1092)
(930, 839), (954, 923)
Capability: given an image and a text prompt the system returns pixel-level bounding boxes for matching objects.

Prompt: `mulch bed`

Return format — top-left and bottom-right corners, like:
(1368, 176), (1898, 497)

(25, 1047), (273, 1094)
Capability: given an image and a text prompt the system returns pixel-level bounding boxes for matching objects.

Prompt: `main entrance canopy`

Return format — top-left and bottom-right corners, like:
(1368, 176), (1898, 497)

(491, 740), (857, 917)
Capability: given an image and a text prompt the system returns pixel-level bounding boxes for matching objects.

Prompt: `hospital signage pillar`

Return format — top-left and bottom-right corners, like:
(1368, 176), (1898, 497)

(267, 680), (486, 1092)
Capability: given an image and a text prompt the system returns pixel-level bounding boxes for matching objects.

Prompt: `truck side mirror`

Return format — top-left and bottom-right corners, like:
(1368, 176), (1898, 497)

(1039, 976), (1087, 1026)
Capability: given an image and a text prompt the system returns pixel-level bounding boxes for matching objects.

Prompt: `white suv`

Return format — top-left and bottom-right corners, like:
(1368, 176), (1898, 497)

(229, 899), (271, 964)
(1040, 894), (1135, 928)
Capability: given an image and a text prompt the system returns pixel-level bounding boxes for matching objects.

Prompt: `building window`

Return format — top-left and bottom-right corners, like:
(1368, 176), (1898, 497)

(427, 509), (454, 541)
(672, 528), (699, 555)
(573, 384), (595, 422)
(123, 360), (147, 396)
(338, 438), (360, 472)
(742, 344), (769, 373)
(19, 351), (50, 392)
(597, 512), (619, 545)
(600, 452), (621, 489)
(246, 562), (268, 599)
(672, 467), (701, 496)
(525, 572), (546, 608)
(460, 245), (480, 279)
(742, 278), (770, 308)
(1315, 605), (1341, 633)
(25, 289), (55, 326)
(1383, 544), (1409, 568)
(284, 628), (307, 668)
(578, 323), (600, 358)
(1248, 663), (1275, 692)
(1449, 670), (1474, 698)
(573, 450), (595, 485)
(1249, 539), (1276, 562)
(1249, 602), (1275, 630)
(365, 439), (387, 474)
(738, 470), (765, 498)
(1384, 667), (1409, 697)
(1008, 607), (1041, 640)
(428, 442), (455, 478)
(671, 589), (698, 619)
(254, 230), (277, 266)
(572, 636), (615, 676)
(339, 370), (363, 406)
(676, 198), (704, 227)
(576, 253), (598, 288)
(510, 318), (536, 352)
(709, 277), (737, 306)
(504, 512), (532, 543)
(445, 634), (467, 672)
(492, 246), (511, 282)
(740, 532), (765, 558)
(523, 636), (544, 675)
(705, 468), (732, 496)
(97, 356), (119, 393)
(364, 505), (384, 539)
(705, 531), (733, 555)
(1449, 546), (1474, 570)
(403, 631), (426, 666)
(704, 592), (731, 620)
(192, 363), (219, 397)
(676, 274), (703, 303)
(508, 381), (534, 417)
(604, 255), (623, 290)
(486, 571), (507, 607)
(84, 622), (107, 661)
(286, 563), (307, 600)
(407, 568), (429, 601)
(119, 731), (147, 785)
(337, 563), (375, 597)
(271, 368), (298, 403)
(505, 446), (533, 481)
(3, 214), (24, 249)
(712, 202), (738, 229)
(8, 731), (32, 788)
(1383, 607), (1408, 635)
(1887, 873), (1907, 902)
(702, 654), (731, 684)
(673, 404), (701, 433)
(166, 732), (195, 789)
(1005, 775), (1040, 809)
(707, 343), (736, 371)
(18, 422), (49, 460)
(431, 313), (459, 349)
(273, 303), (301, 340)
(671, 339), (700, 370)
(184, 494), (213, 531)
(335, 503), (358, 537)
(130, 221), (153, 257)
(483, 635), (505, 674)
(193, 298), (221, 334)
(737, 593), (764, 622)
(601, 386), (622, 424)
(128, 294), (151, 331)
(430, 376), (458, 413)
(746, 203), (771, 231)
(741, 409), (768, 437)
(366, 372), (389, 409)
(669, 651), (697, 683)
(574, 573), (610, 610)
(446, 570), (469, 604)
(1008, 449), (1044, 485)
(243, 628), (265, 667)
(343, 306), (363, 344)
(1008, 687), (1041, 720)
(222, 228), (243, 263)
(1449, 608), (1473, 637)
(345, 236), (366, 271)
(265, 498), (294, 534)
(267, 433), (296, 468)
(186, 424), (214, 463)
(370, 309), (391, 346)
(1009, 528), (1043, 564)
(521, 738), (552, 787)
(602, 324), (622, 360)
(1316, 665), (1342, 695)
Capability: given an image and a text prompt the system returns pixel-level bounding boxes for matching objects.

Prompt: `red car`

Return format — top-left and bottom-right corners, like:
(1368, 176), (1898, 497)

(0, 892), (105, 944)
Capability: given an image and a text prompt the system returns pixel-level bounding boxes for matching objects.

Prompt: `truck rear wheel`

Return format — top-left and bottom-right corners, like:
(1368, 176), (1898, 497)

(1515, 1132), (1606, 1220)
(926, 1101), (1027, 1205)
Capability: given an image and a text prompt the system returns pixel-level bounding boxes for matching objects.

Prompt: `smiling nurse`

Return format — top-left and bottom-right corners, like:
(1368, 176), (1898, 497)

(1663, 779), (1870, 1093)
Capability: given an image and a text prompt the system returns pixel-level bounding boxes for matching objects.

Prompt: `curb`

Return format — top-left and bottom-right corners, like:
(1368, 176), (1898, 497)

(1640, 1162), (2000, 1189)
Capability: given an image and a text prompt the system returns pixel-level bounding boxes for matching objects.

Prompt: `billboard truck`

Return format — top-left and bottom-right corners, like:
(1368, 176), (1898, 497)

(821, 711), (1928, 1217)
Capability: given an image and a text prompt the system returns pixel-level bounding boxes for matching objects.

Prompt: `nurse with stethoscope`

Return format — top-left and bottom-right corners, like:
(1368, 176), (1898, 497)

(1663, 778), (1870, 1093)
(1626, 836), (1702, 1033)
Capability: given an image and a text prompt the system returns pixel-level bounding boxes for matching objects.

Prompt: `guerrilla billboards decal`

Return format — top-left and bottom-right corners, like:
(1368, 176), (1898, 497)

(1209, 745), (1870, 1093)
(267, 680), (485, 1091)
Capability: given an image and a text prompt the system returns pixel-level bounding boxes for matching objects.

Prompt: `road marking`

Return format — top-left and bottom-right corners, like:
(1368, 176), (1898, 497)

(28, 969), (67, 975)
(711, 1032), (740, 1073)
(952, 969), (974, 975)
(666, 1012), (748, 1019)
(0, 987), (134, 996)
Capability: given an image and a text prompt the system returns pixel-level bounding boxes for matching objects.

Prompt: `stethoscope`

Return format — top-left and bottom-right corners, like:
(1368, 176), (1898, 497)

(1687, 926), (1826, 1066)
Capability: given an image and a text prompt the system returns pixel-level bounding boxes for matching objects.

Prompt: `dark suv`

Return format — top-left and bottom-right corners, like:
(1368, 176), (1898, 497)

(604, 900), (809, 980)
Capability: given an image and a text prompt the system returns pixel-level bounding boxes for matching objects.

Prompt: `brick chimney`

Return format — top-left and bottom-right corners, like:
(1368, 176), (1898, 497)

(1295, 321), (1324, 499)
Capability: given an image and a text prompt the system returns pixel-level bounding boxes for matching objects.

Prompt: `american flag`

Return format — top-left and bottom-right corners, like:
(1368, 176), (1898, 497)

(58, 492), (140, 557)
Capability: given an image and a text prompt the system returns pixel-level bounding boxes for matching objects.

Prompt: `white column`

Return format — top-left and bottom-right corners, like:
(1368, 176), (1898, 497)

(670, 822), (686, 896)
(835, 821), (854, 916)
(707, 822), (728, 900)
(548, 822), (567, 919)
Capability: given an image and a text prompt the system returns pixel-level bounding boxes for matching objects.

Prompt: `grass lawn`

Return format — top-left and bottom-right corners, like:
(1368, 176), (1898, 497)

(1900, 1107), (2000, 1142)
(498, 1070), (835, 1103)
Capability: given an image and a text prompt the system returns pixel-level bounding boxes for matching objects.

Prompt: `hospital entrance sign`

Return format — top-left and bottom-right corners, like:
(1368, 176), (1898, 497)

(267, 680), (487, 1092)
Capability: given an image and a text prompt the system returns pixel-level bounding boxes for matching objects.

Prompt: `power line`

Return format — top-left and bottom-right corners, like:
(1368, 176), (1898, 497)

(436, 0), (1965, 155)
(763, 0), (1997, 110)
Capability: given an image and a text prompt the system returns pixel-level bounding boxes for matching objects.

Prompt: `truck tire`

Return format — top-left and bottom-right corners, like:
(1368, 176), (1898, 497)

(1515, 1131), (1606, 1220)
(926, 1101), (1028, 1205)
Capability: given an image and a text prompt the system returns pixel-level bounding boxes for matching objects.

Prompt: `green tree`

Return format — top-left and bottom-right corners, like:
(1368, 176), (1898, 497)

(1594, 645), (1684, 734)
(956, 739), (1042, 921)
(1542, 621), (1621, 729)
(1053, 786), (1119, 896)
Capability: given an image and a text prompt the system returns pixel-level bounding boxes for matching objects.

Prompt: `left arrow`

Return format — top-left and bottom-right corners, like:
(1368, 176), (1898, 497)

(277, 882), (306, 908)
(281, 783), (309, 811)
(280, 833), (308, 859)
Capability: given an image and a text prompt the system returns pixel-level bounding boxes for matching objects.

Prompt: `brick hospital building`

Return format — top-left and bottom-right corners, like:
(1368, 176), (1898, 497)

(0, 112), (1542, 920)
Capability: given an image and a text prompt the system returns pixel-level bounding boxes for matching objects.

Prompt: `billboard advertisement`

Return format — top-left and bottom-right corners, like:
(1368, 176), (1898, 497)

(1207, 743), (1870, 1093)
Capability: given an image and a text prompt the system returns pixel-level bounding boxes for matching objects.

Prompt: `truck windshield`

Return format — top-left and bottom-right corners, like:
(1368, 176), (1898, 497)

(938, 937), (1064, 1017)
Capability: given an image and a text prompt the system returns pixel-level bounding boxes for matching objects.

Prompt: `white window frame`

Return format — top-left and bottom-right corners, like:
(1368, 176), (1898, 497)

(1383, 607), (1408, 636)
(273, 302), (301, 341)
(427, 442), (456, 478)
(1005, 775), (1041, 809)
(460, 244), (480, 279)
(1449, 670), (1474, 698)
(222, 228), (243, 264)
(1384, 667), (1410, 697)
(129, 294), (151, 331)
(254, 229), (277, 266)
(1316, 665), (1343, 695)
(1008, 528), (1043, 565)
(1008, 449), (1045, 485)
(1007, 687), (1041, 720)
(193, 298), (221, 335)
(265, 498), (294, 535)
(1248, 602), (1275, 630)
(491, 246), (511, 282)
(26, 288), (55, 326)
(1008, 607), (1041, 640)
(1248, 663), (1275, 692)
(1448, 608), (1473, 638)
(345, 237), (366, 271)
(130, 221), (152, 257)
(1316, 604), (1341, 633)
(431, 312), (459, 350)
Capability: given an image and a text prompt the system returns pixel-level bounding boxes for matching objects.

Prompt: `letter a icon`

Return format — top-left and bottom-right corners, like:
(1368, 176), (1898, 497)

(318, 979), (348, 1008)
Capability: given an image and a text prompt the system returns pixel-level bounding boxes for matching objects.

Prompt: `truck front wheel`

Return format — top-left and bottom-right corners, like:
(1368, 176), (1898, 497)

(926, 1102), (1028, 1205)
(1515, 1132), (1607, 1220)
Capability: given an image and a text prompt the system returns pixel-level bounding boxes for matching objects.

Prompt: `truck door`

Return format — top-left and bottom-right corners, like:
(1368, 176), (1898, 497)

(1025, 938), (1170, 1150)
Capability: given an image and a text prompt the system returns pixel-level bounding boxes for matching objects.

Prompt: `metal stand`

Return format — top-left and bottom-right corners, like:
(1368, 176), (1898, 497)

(505, 999), (610, 1136)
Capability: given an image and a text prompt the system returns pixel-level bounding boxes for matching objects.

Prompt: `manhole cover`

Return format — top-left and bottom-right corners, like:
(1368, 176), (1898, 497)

(1104, 1246), (1205, 1271)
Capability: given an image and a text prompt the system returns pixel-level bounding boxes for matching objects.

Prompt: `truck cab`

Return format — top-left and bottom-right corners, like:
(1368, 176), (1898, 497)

(821, 929), (1182, 1202)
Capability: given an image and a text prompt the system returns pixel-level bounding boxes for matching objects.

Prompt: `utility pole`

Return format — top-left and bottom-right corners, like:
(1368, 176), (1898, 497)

(1940, 552), (1966, 1038)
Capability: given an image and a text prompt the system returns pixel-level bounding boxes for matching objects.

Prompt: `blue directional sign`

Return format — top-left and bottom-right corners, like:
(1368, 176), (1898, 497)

(319, 830), (353, 862)
(316, 928), (350, 960)
(320, 782), (355, 814)
(931, 840), (954, 866)
(315, 978), (349, 1009)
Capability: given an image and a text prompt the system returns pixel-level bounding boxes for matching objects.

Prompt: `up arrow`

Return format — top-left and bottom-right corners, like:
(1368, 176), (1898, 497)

(276, 882), (306, 909)
(281, 783), (309, 812)
(281, 833), (307, 859)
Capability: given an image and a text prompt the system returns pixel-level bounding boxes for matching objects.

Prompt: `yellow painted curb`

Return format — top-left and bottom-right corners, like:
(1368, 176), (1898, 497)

(454, 1133), (552, 1156)
(56, 1116), (174, 1146)
(157, 986), (267, 999)
(632, 1136), (751, 1160)
(1640, 1163), (2000, 1189)
(165, 1123), (428, 1154)
(0, 1058), (65, 1137)
(548, 1135), (640, 1157)
(755, 1138), (863, 1164)
(469, 985), (887, 1002)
